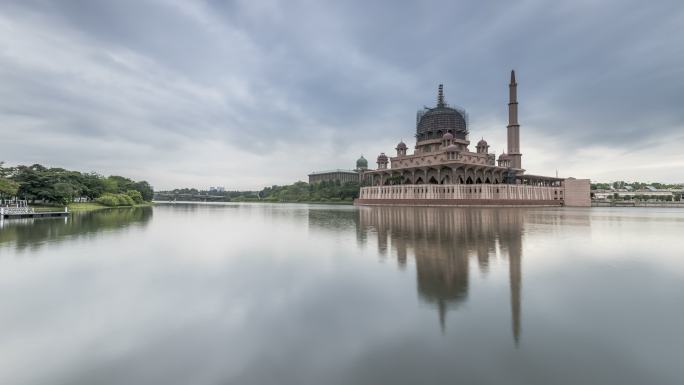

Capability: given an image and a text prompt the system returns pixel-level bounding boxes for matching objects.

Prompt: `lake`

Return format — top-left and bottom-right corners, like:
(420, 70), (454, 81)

(1, 203), (682, 385)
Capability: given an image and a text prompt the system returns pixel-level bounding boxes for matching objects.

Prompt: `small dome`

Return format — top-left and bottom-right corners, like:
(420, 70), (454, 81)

(498, 153), (509, 160)
(356, 155), (368, 168)
(477, 138), (488, 147)
(442, 132), (454, 141)
(396, 141), (407, 149)
(446, 144), (459, 152)
(377, 153), (388, 162)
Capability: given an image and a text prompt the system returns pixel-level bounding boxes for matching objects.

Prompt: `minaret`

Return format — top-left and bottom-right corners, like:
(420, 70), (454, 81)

(507, 70), (522, 169)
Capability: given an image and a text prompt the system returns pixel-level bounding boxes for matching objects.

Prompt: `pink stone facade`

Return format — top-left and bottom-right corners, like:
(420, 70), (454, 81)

(357, 184), (561, 207)
(562, 178), (591, 207)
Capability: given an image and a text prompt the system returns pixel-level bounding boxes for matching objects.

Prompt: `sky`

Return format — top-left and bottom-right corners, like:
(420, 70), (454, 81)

(0, 0), (683, 190)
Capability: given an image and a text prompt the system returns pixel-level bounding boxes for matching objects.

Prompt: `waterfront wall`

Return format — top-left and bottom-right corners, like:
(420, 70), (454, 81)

(355, 198), (561, 207)
(357, 184), (564, 207)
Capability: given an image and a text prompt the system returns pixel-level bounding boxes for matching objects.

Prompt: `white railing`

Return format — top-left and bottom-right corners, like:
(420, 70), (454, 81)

(0, 207), (34, 215)
(359, 184), (563, 201)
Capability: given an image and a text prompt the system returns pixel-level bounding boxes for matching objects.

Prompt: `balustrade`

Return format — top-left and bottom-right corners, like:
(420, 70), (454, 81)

(360, 184), (560, 201)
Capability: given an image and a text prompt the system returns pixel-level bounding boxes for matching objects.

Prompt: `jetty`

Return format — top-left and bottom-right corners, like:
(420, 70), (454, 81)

(1, 203), (69, 220)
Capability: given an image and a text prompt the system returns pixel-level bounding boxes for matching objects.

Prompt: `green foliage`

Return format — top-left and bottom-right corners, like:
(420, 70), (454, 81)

(154, 188), (259, 202)
(52, 182), (75, 205)
(590, 182), (612, 190)
(95, 193), (137, 207)
(126, 190), (144, 204)
(255, 180), (360, 203)
(132, 181), (154, 201)
(118, 194), (135, 206)
(1, 162), (154, 204)
(0, 178), (20, 198)
(95, 193), (119, 207)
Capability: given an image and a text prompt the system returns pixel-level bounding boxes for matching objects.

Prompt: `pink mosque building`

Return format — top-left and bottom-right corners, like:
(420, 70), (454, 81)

(356, 71), (590, 207)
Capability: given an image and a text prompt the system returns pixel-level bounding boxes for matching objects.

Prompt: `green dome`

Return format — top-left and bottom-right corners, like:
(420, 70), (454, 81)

(356, 155), (368, 169)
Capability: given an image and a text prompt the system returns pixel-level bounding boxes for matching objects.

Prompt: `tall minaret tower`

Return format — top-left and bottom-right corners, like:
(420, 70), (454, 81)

(507, 70), (522, 170)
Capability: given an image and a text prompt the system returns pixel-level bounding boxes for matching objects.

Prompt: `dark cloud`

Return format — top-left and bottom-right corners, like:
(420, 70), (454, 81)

(0, 0), (683, 188)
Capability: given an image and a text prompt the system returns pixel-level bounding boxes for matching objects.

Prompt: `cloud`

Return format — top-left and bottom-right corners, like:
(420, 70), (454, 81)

(0, 0), (683, 189)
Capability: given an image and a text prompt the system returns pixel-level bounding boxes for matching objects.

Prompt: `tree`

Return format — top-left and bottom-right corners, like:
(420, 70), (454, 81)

(5, 163), (154, 204)
(0, 178), (19, 198)
(126, 190), (144, 204)
(53, 182), (76, 205)
(132, 181), (154, 201)
(81, 173), (107, 200)
(0, 161), (14, 178)
(108, 176), (134, 192)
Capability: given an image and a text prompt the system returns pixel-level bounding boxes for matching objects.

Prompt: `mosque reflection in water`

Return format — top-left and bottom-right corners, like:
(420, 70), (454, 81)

(356, 207), (523, 343)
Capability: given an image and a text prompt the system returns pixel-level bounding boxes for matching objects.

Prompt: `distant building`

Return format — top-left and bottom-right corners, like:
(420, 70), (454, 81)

(209, 186), (225, 193)
(308, 156), (368, 184)
(593, 188), (681, 200)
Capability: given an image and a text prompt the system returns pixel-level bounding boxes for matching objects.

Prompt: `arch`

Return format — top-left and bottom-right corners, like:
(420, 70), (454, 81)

(403, 177), (412, 185)
(428, 176), (439, 184)
(466, 176), (474, 184)
(464, 168), (476, 184)
(425, 168), (439, 184)
(475, 177), (483, 184)
(439, 167), (452, 184)
(458, 176), (465, 184)
(485, 177), (491, 184)
(413, 169), (426, 184)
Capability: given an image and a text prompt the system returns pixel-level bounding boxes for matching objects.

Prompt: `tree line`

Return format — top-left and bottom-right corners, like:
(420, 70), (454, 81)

(249, 180), (360, 203)
(0, 162), (153, 206)
(154, 188), (258, 201)
(591, 181), (683, 190)
(156, 180), (361, 203)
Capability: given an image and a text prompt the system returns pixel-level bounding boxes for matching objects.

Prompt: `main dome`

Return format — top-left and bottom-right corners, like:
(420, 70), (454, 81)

(416, 84), (468, 142)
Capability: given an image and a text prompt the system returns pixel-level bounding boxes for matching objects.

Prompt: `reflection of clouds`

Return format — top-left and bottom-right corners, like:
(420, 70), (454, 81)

(0, 207), (153, 252)
(358, 206), (524, 341)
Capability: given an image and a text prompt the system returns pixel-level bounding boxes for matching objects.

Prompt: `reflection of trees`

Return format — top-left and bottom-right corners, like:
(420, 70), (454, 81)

(0, 207), (153, 251)
(358, 206), (524, 342)
(307, 207), (358, 233)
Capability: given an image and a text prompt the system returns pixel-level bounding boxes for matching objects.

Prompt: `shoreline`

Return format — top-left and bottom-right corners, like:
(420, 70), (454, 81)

(31, 202), (154, 213)
(592, 201), (684, 208)
(153, 200), (353, 205)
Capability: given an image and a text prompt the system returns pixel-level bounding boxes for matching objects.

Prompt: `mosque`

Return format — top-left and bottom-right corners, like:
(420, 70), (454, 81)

(356, 70), (590, 207)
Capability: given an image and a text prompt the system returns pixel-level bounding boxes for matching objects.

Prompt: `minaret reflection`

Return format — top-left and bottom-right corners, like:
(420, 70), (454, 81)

(358, 206), (524, 343)
(499, 209), (523, 344)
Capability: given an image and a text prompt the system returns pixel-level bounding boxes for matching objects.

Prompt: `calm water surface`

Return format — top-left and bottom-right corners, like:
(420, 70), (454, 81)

(1, 204), (683, 385)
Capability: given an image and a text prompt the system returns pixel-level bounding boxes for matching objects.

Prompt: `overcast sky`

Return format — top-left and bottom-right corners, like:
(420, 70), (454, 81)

(1, 0), (683, 189)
